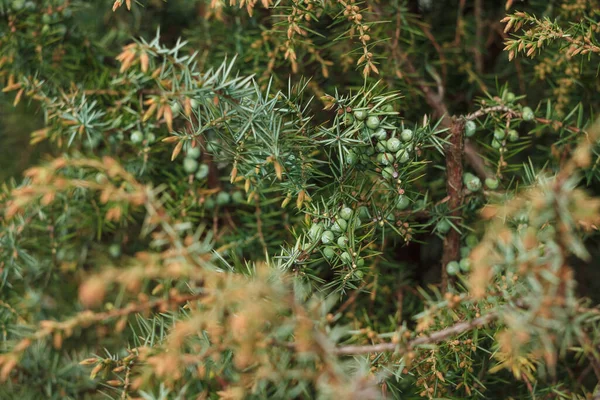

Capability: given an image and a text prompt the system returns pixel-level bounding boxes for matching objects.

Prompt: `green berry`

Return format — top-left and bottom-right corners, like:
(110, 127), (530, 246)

(382, 167), (395, 180)
(170, 102), (181, 116)
(146, 133), (156, 143)
(466, 175), (482, 192)
(396, 195), (410, 210)
(506, 92), (516, 102)
(323, 247), (336, 259)
(465, 120), (477, 137)
(491, 139), (502, 149)
(436, 219), (451, 234)
(108, 244), (121, 259)
(485, 178), (499, 190)
(340, 207), (353, 220)
(374, 128), (387, 140)
(337, 235), (348, 248)
(494, 129), (506, 140)
(340, 251), (352, 264)
(190, 99), (199, 109)
(380, 153), (394, 166)
(354, 217), (362, 228)
(344, 113), (355, 125)
(381, 104), (394, 113)
(195, 164), (210, 180)
(522, 106), (535, 121)
(358, 206), (370, 219)
(216, 191), (231, 205)
(396, 149), (410, 163)
(42, 14), (52, 24)
(356, 258), (365, 267)
(332, 219), (348, 233)
(187, 146), (201, 159)
(130, 131), (144, 144)
(321, 230), (335, 244)
(459, 258), (471, 272)
(232, 191), (244, 203)
(400, 129), (413, 142)
(387, 137), (402, 152)
(354, 270), (364, 279)
(465, 234), (478, 248)
(376, 141), (387, 153)
(460, 246), (471, 258)
(346, 150), (358, 166)
(366, 115), (380, 130)
(95, 173), (107, 184)
(308, 223), (324, 240)
(508, 129), (519, 142)
(183, 158), (199, 174)
(353, 110), (367, 121)
(204, 198), (215, 209)
(446, 261), (460, 276)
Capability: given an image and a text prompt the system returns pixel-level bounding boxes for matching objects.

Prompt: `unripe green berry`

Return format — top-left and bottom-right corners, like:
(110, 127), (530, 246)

(108, 244), (122, 259)
(321, 230), (335, 244)
(340, 207), (353, 221)
(366, 115), (380, 130)
(522, 106), (535, 121)
(332, 219), (348, 233)
(146, 133), (156, 143)
(356, 258), (365, 267)
(354, 269), (364, 279)
(460, 246), (471, 258)
(508, 129), (519, 142)
(358, 206), (370, 219)
(465, 234), (478, 248)
(130, 131), (144, 144)
(494, 129), (506, 140)
(465, 120), (476, 137)
(376, 142), (387, 153)
(506, 92), (516, 102)
(344, 113), (355, 125)
(95, 173), (107, 184)
(183, 158), (199, 174)
(354, 217), (362, 228)
(380, 153), (394, 166)
(382, 167), (395, 180)
(387, 137), (402, 152)
(323, 247), (336, 259)
(216, 191), (231, 205)
(396, 195), (410, 210)
(400, 129), (413, 142)
(381, 104), (394, 113)
(346, 150), (358, 166)
(337, 235), (348, 248)
(436, 219), (451, 234)
(204, 198), (215, 209)
(396, 149), (410, 163)
(459, 258), (471, 272)
(187, 146), (201, 159)
(340, 251), (352, 264)
(491, 139), (502, 149)
(446, 261), (460, 276)
(485, 178), (499, 189)
(353, 110), (367, 121)
(195, 164), (210, 180)
(374, 128), (387, 140)
(465, 175), (482, 192)
(232, 191), (244, 203)
(309, 223), (324, 240)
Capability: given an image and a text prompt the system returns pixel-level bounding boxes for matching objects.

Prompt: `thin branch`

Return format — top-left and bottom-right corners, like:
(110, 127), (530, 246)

(333, 312), (497, 356)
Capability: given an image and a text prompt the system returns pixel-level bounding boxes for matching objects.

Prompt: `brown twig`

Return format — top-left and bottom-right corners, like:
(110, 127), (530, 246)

(441, 118), (465, 291)
(333, 312), (497, 355)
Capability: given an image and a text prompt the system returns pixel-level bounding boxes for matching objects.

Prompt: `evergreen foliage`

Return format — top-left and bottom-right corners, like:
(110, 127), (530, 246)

(1, 0), (600, 398)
